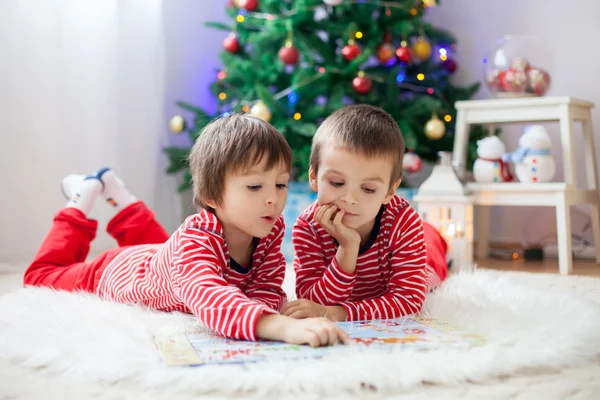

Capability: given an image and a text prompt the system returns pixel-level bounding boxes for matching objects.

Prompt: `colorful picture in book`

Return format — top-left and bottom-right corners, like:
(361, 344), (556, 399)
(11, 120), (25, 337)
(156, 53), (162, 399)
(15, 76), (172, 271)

(156, 317), (484, 366)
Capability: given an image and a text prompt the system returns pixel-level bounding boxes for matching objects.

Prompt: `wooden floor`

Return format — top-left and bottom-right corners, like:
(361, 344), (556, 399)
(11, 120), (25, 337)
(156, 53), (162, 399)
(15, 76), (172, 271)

(477, 257), (600, 277)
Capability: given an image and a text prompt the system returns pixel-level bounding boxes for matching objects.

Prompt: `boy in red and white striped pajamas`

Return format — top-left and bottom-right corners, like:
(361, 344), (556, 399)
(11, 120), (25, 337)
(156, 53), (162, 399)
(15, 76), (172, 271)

(24, 114), (348, 347)
(282, 105), (449, 321)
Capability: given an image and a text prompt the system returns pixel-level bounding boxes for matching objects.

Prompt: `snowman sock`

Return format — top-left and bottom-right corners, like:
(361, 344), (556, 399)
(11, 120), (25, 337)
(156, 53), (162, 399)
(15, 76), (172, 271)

(62, 175), (103, 216)
(96, 167), (137, 212)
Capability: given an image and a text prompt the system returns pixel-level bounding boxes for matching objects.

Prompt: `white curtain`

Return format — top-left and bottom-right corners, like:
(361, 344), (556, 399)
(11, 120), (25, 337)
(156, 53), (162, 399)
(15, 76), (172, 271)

(0, 0), (179, 261)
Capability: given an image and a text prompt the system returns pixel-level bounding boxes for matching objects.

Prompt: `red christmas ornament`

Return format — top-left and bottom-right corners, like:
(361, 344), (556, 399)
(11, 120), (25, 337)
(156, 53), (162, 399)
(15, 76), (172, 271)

(238, 0), (258, 11)
(352, 73), (372, 95)
(510, 57), (530, 72)
(217, 70), (227, 80)
(377, 43), (396, 64)
(526, 67), (551, 96)
(442, 58), (458, 74)
(395, 45), (412, 64)
(223, 34), (241, 53)
(502, 68), (527, 92)
(486, 69), (505, 91)
(278, 43), (299, 65)
(403, 152), (422, 174)
(342, 43), (361, 61)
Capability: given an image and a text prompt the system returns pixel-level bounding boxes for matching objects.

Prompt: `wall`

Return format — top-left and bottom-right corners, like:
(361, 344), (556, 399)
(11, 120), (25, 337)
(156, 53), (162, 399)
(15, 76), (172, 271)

(0, 1), (170, 262)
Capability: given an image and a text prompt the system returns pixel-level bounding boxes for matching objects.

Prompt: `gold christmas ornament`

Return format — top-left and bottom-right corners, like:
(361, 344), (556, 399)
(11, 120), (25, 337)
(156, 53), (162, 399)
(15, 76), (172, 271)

(412, 37), (432, 61)
(250, 101), (272, 122)
(169, 115), (185, 133)
(422, 0), (437, 7)
(424, 114), (446, 140)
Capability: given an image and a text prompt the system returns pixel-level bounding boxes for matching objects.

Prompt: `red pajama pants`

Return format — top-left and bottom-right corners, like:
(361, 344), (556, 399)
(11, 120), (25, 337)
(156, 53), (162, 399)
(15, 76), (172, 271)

(23, 201), (170, 293)
(423, 221), (449, 282)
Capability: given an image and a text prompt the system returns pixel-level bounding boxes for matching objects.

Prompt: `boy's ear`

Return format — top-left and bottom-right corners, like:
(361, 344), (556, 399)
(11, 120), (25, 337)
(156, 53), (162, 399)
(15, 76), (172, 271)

(308, 167), (318, 193)
(204, 198), (218, 210)
(383, 179), (401, 204)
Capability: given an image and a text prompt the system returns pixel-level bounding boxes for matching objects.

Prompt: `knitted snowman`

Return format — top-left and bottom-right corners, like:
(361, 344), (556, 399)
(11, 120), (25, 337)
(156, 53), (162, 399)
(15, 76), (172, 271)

(473, 136), (513, 183)
(502, 125), (555, 183)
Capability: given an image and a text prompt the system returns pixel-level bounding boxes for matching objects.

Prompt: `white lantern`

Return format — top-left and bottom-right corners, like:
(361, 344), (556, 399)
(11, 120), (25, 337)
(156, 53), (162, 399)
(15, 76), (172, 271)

(413, 152), (475, 271)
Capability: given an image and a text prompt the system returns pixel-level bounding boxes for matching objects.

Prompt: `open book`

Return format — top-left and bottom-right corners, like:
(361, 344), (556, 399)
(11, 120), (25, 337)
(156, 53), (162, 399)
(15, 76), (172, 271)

(155, 316), (484, 366)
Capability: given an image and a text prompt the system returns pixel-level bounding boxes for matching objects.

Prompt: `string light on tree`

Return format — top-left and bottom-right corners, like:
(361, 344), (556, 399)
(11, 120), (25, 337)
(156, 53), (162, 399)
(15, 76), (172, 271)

(223, 34), (241, 53)
(217, 70), (227, 81)
(278, 41), (299, 65)
(250, 101), (272, 122)
(323, 0), (343, 5)
(352, 71), (372, 95)
(424, 114), (446, 140)
(169, 115), (185, 134)
(422, 0), (437, 7)
(439, 47), (447, 61)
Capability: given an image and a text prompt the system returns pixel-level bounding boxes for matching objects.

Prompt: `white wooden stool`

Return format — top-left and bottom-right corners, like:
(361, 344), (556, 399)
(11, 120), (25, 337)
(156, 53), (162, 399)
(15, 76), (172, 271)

(452, 96), (600, 275)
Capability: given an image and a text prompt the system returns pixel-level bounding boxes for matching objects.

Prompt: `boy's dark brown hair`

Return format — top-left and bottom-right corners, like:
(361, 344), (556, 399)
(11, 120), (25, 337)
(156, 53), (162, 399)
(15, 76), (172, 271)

(189, 113), (292, 210)
(309, 104), (405, 186)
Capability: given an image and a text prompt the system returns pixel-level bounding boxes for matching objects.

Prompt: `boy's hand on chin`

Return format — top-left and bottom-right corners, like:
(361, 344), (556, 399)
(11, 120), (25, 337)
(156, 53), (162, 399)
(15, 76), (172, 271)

(314, 204), (360, 247)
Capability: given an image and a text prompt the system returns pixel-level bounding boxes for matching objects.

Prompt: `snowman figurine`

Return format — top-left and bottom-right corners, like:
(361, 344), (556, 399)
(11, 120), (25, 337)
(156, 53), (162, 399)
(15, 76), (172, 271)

(473, 136), (513, 183)
(502, 125), (555, 183)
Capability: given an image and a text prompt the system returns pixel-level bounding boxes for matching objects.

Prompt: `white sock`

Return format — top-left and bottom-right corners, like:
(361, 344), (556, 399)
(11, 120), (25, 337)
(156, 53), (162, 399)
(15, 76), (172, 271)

(96, 168), (137, 211)
(62, 175), (103, 216)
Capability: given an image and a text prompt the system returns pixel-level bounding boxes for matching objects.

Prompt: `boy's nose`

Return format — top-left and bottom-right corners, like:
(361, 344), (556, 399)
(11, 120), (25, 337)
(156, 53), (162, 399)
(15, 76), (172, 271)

(340, 191), (358, 205)
(265, 191), (277, 205)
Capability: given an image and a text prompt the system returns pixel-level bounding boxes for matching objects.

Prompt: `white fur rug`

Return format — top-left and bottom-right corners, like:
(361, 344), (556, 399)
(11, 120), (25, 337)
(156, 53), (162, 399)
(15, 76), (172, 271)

(1, 269), (600, 398)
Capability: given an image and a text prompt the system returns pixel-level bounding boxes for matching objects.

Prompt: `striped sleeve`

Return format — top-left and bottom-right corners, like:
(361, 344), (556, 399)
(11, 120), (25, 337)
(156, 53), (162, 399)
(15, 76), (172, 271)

(171, 226), (276, 341)
(293, 217), (356, 305)
(244, 218), (288, 311)
(340, 205), (428, 321)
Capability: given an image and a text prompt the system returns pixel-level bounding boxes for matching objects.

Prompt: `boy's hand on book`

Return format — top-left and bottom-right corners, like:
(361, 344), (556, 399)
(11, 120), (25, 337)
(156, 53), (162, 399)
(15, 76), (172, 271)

(283, 317), (350, 347)
(282, 299), (348, 321)
(315, 204), (360, 248)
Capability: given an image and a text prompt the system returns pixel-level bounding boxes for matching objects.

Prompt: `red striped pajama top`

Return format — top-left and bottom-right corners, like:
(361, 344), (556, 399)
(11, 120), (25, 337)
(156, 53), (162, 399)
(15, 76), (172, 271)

(97, 210), (287, 341)
(293, 195), (440, 321)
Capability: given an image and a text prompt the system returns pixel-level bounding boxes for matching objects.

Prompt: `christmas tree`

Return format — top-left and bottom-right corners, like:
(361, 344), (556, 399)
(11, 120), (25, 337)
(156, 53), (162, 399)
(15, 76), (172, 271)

(165, 0), (485, 191)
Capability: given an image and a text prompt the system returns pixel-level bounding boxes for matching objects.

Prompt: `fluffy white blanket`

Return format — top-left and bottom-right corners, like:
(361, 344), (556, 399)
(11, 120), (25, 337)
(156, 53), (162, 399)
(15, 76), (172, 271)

(1, 269), (599, 398)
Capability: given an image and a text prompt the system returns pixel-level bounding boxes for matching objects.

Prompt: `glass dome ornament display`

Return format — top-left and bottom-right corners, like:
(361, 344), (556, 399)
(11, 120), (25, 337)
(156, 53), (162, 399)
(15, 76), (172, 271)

(484, 35), (553, 98)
